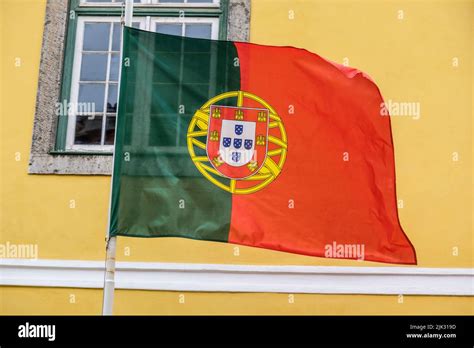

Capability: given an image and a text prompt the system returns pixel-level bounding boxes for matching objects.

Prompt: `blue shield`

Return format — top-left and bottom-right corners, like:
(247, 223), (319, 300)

(244, 139), (253, 150)
(235, 124), (244, 135)
(222, 137), (231, 148)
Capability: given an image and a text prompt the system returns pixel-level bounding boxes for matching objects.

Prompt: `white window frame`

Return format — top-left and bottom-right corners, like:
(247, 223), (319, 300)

(67, 17), (147, 152)
(150, 0), (220, 7)
(67, 15), (219, 152)
(80, 0), (220, 8)
(151, 16), (219, 39)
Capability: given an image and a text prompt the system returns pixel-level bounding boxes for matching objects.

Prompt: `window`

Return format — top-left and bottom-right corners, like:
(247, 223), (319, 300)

(29, 0), (249, 174)
(67, 18), (144, 151)
(64, 1), (220, 152)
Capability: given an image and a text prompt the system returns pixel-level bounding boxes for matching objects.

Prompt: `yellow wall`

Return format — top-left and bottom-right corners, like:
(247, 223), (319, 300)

(0, 0), (472, 315)
(1, 287), (472, 315)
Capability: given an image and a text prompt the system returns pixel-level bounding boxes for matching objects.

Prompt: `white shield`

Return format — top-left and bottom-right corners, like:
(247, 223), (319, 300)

(219, 120), (256, 167)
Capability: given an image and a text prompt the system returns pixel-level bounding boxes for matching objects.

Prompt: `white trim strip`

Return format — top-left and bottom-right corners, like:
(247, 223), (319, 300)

(0, 259), (472, 295)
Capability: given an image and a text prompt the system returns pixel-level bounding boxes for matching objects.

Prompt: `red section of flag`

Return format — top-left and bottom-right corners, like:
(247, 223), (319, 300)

(229, 42), (416, 264)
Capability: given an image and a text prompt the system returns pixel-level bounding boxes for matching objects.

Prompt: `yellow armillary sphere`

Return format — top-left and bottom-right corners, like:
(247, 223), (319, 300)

(187, 90), (287, 194)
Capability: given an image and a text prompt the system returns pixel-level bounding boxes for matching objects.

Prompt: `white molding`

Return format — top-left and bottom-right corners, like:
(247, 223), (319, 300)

(0, 259), (472, 295)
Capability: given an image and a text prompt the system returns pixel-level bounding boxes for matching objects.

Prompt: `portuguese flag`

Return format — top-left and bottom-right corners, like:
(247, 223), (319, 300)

(109, 27), (416, 265)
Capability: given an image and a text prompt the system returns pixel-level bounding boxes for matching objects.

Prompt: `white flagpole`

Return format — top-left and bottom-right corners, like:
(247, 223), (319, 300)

(102, 0), (134, 316)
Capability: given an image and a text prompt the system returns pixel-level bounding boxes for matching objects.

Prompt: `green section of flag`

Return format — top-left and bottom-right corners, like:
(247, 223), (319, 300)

(109, 27), (240, 241)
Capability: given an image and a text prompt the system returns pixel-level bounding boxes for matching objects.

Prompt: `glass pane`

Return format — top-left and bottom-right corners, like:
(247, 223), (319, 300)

(150, 85), (179, 114)
(152, 52), (180, 83)
(149, 116), (178, 146)
(113, 23), (141, 51)
(85, 0), (113, 2)
(188, 0), (213, 2)
(112, 23), (121, 51)
(156, 24), (182, 36)
(180, 84), (209, 116)
(78, 83), (105, 112)
(80, 53), (108, 81)
(74, 116), (103, 145)
(105, 117), (116, 145)
(107, 84), (118, 113)
(83, 23), (110, 51)
(185, 24), (212, 39)
(109, 53), (119, 81)
(159, 0), (184, 2)
(183, 54), (210, 83)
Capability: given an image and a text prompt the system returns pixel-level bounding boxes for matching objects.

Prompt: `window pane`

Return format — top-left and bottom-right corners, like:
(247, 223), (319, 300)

(150, 85), (179, 115)
(80, 53), (108, 81)
(183, 53), (210, 83)
(156, 24), (182, 36)
(158, 0), (185, 2)
(152, 52), (180, 83)
(105, 117), (116, 145)
(109, 53), (119, 81)
(78, 83), (105, 112)
(149, 116), (178, 146)
(83, 23), (110, 51)
(185, 24), (212, 39)
(180, 84), (209, 116)
(187, 0), (213, 2)
(84, 0), (113, 2)
(107, 84), (118, 113)
(113, 22), (141, 51)
(74, 116), (103, 145)
(112, 23), (121, 51)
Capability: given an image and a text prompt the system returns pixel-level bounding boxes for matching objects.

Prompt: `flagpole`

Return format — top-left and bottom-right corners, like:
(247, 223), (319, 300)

(102, 0), (134, 316)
